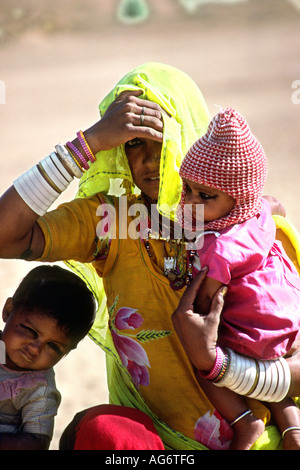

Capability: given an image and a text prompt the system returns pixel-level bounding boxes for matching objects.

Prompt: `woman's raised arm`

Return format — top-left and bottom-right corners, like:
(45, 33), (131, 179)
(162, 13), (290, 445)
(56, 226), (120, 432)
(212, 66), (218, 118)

(0, 91), (163, 261)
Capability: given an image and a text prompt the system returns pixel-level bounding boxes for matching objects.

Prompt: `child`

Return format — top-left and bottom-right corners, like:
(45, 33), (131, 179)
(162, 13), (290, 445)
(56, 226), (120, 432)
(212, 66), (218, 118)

(178, 107), (300, 450)
(0, 265), (95, 450)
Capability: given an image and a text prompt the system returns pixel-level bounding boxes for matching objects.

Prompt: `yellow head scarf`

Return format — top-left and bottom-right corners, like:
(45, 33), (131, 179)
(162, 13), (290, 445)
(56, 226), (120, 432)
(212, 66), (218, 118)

(77, 62), (211, 217)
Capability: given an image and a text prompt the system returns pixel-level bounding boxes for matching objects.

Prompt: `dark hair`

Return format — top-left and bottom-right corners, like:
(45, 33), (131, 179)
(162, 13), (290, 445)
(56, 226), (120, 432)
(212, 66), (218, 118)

(12, 265), (96, 348)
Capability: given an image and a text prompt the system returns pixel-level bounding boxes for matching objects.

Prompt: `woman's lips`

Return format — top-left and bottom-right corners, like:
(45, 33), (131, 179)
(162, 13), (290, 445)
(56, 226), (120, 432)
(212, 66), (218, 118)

(146, 176), (160, 183)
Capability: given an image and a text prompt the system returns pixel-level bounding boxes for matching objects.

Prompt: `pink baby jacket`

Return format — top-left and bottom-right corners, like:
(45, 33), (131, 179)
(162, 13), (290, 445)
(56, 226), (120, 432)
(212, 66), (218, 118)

(195, 199), (300, 360)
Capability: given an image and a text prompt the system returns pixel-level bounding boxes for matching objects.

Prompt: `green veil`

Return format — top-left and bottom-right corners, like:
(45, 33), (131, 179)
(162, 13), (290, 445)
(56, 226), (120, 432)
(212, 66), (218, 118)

(76, 62), (211, 217)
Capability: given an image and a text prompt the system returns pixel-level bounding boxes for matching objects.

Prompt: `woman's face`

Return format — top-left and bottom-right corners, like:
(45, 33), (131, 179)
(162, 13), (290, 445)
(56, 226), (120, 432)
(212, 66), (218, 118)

(125, 138), (162, 201)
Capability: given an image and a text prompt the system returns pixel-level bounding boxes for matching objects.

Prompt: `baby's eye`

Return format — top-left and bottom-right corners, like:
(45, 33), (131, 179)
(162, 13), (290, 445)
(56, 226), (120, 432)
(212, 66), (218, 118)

(47, 342), (63, 355)
(199, 192), (217, 201)
(20, 324), (37, 338)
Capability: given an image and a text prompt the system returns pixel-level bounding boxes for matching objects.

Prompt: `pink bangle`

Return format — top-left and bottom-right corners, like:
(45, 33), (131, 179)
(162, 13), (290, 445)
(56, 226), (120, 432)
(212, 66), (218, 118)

(198, 346), (226, 381)
(77, 131), (96, 163)
(66, 141), (89, 170)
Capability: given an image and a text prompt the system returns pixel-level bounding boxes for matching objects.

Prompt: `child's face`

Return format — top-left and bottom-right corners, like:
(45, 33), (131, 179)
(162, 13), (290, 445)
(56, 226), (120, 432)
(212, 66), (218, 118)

(183, 179), (235, 223)
(1, 300), (74, 371)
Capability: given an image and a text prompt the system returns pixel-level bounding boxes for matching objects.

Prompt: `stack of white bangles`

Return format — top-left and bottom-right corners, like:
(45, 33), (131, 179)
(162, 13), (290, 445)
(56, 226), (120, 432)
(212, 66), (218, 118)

(214, 348), (291, 403)
(13, 144), (84, 216)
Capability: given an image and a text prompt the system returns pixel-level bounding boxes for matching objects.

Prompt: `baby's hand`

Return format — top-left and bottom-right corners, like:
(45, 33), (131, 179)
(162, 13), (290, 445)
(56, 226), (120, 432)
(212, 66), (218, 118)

(283, 429), (300, 450)
(263, 195), (286, 217)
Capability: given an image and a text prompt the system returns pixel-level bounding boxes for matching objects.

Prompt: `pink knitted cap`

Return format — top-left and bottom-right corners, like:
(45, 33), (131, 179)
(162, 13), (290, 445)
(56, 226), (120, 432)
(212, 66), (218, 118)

(179, 107), (268, 231)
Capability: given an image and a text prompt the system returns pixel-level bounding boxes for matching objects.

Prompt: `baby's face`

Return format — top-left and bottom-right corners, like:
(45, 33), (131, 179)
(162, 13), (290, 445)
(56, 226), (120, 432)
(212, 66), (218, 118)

(1, 305), (73, 371)
(183, 179), (235, 223)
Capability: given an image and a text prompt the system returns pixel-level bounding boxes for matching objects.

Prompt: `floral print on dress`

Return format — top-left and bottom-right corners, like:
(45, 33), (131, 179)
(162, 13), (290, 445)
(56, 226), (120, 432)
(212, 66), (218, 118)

(194, 409), (233, 450)
(109, 297), (172, 388)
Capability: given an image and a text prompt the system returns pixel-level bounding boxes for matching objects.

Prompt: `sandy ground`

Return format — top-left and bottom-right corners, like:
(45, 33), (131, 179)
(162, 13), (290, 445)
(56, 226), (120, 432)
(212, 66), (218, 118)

(0, 0), (300, 450)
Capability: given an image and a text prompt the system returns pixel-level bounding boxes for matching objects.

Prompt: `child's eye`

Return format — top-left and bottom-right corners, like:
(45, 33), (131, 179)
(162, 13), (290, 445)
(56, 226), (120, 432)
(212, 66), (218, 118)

(47, 342), (63, 355)
(199, 192), (217, 201)
(20, 324), (37, 338)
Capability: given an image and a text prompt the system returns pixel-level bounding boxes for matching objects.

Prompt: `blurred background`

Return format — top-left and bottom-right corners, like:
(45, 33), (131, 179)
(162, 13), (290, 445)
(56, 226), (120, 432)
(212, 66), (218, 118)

(0, 0), (300, 449)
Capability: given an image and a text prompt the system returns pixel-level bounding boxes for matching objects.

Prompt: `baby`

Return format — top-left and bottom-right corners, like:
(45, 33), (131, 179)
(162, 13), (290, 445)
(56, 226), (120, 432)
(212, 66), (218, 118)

(178, 107), (300, 450)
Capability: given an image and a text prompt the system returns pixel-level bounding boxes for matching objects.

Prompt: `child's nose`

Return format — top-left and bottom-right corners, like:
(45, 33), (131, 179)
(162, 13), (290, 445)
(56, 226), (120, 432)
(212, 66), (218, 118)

(28, 340), (43, 356)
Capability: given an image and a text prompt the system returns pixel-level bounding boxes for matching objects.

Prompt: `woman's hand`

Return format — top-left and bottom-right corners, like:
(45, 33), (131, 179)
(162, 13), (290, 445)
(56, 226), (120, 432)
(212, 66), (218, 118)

(171, 268), (226, 372)
(83, 90), (164, 154)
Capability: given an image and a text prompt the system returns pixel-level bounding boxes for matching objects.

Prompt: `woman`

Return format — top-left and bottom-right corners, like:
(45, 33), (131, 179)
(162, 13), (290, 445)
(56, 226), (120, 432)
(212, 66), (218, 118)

(0, 62), (299, 450)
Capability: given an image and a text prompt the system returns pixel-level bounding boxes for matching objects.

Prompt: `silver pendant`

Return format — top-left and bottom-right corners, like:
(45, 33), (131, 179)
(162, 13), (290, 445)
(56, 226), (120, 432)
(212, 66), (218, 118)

(164, 257), (177, 279)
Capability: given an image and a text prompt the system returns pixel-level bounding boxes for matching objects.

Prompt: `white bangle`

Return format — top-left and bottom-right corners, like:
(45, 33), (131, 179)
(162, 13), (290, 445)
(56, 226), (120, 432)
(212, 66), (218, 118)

(55, 144), (83, 179)
(13, 151), (74, 216)
(49, 151), (74, 183)
(272, 357), (291, 402)
(228, 350), (243, 389)
(246, 359), (266, 399)
(39, 154), (70, 191)
(234, 358), (257, 396)
(214, 348), (291, 403)
(14, 172), (49, 215)
(14, 167), (58, 216)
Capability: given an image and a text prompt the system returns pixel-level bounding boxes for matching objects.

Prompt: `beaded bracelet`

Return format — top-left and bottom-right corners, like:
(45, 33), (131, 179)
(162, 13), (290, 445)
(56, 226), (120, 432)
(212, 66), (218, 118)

(77, 130), (96, 163)
(198, 346), (230, 383)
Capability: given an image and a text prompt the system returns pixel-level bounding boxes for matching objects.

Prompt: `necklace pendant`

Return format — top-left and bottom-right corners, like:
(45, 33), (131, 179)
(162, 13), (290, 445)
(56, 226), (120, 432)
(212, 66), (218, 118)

(170, 277), (186, 291)
(164, 256), (176, 276)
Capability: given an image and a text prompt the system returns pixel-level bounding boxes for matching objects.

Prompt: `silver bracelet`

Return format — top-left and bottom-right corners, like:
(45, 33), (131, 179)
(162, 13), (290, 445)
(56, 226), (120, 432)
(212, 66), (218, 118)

(230, 409), (253, 427)
(282, 427), (300, 439)
(55, 143), (83, 179)
(215, 348), (291, 403)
